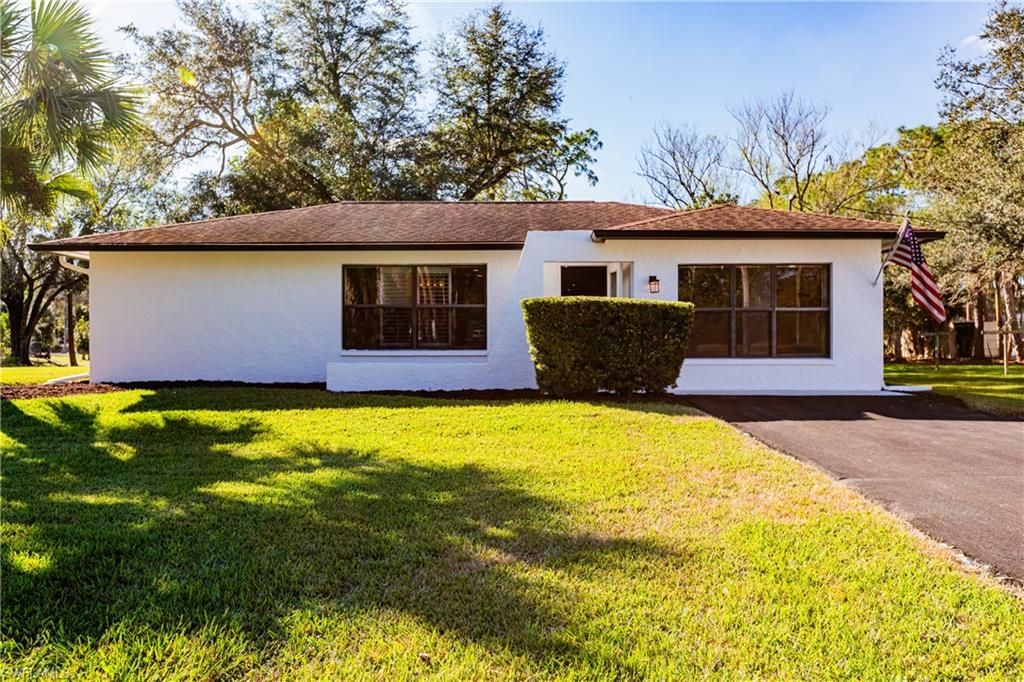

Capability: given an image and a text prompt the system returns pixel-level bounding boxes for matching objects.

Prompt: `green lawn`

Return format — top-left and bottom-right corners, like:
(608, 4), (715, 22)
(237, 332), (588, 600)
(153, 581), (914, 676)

(1, 354), (90, 386)
(885, 362), (1024, 416)
(2, 389), (1021, 679)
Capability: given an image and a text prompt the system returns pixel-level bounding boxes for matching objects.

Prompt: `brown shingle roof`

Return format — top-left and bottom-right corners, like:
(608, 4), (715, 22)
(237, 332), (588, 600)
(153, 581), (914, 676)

(31, 201), (939, 252)
(31, 201), (672, 252)
(592, 204), (942, 240)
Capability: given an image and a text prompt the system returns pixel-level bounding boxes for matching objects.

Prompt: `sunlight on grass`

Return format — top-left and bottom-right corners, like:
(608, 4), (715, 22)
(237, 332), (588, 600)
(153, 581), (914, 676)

(1, 388), (1021, 679)
(6, 551), (52, 575)
(1, 356), (90, 386)
(885, 363), (1024, 416)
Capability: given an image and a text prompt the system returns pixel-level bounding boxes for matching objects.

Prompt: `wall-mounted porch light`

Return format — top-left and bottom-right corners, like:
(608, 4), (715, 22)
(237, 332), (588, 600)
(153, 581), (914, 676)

(648, 276), (661, 294)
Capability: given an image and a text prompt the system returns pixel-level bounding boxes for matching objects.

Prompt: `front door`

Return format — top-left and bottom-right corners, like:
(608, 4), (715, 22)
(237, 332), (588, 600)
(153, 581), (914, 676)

(560, 265), (608, 296)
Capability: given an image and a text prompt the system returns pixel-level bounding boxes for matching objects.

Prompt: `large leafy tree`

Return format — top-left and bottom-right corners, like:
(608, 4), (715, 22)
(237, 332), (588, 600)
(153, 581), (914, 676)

(129, 0), (426, 210)
(876, 3), (1024, 361)
(1, 0), (141, 364)
(272, 0), (423, 199)
(424, 5), (582, 200)
(938, 0), (1023, 125)
(930, 1), (1024, 359)
(498, 128), (602, 200)
(134, 1), (599, 209)
(126, 0), (330, 205)
(932, 2), (1024, 256)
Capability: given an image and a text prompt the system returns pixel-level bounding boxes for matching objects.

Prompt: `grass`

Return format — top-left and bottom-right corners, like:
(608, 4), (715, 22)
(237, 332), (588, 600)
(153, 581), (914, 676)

(885, 362), (1024, 416)
(1, 354), (90, 386)
(2, 388), (1021, 679)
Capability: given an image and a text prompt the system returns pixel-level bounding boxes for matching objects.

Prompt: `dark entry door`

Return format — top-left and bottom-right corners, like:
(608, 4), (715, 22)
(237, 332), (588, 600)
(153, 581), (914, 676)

(560, 265), (608, 296)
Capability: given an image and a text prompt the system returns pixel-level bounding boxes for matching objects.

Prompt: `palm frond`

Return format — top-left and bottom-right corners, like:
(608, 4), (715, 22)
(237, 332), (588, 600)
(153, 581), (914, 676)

(26, 0), (108, 86)
(1, 0), (141, 173)
(0, 2), (30, 100)
(1, 134), (50, 213)
(46, 170), (96, 202)
(0, 133), (97, 215)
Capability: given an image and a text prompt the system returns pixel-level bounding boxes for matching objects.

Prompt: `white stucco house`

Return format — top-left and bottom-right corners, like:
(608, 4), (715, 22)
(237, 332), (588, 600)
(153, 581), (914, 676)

(32, 202), (941, 394)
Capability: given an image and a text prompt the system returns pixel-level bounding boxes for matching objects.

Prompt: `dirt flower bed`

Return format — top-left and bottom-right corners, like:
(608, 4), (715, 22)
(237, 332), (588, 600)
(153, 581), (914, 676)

(0, 382), (124, 400)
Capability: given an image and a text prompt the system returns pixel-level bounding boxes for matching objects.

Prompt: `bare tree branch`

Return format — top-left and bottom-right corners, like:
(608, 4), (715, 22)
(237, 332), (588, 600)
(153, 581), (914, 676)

(728, 91), (830, 211)
(636, 122), (738, 209)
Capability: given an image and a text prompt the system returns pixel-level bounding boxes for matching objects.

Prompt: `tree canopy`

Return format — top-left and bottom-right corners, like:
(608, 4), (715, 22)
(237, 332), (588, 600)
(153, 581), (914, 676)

(128, 1), (599, 211)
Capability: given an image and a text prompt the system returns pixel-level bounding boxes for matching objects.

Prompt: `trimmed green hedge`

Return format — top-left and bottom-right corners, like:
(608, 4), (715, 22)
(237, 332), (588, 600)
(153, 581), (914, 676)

(521, 296), (695, 395)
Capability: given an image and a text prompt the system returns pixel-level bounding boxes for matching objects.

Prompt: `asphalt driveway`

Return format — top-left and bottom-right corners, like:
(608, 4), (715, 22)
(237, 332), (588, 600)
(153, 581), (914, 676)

(684, 394), (1024, 581)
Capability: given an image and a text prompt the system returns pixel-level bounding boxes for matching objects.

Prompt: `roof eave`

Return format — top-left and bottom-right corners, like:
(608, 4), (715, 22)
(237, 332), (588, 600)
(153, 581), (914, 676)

(29, 241), (527, 252)
(591, 229), (945, 242)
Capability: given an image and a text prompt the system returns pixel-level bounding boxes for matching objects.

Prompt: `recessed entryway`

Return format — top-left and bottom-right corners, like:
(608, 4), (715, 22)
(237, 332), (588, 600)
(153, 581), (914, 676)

(560, 265), (608, 296)
(546, 261), (633, 297)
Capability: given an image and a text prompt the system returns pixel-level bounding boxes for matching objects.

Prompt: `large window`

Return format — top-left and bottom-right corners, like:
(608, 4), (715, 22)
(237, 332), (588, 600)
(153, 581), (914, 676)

(678, 264), (830, 358)
(343, 265), (486, 350)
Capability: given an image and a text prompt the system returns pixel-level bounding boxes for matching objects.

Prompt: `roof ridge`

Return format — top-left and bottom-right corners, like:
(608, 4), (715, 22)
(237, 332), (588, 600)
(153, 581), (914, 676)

(600, 202), (909, 233)
(718, 203), (901, 228)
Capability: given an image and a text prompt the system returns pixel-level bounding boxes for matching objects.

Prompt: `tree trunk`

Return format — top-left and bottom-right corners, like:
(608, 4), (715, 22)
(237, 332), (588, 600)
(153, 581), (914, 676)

(9, 319), (32, 365)
(66, 291), (78, 367)
(1000, 276), (1024, 361)
(970, 286), (987, 360)
(890, 330), (903, 362)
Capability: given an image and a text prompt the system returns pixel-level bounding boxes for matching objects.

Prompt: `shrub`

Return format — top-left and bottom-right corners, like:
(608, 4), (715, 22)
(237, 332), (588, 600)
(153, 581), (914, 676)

(521, 296), (695, 396)
(75, 317), (89, 356)
(0, 310), (8, 357)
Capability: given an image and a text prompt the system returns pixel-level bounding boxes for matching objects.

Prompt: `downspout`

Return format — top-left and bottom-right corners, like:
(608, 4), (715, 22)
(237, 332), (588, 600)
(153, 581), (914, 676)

(57, 253), (90, 276)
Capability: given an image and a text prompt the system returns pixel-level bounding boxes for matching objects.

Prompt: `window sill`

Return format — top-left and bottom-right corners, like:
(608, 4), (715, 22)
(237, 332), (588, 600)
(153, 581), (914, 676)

(340, 349), (488, 358)
(684, 357), (834, 366)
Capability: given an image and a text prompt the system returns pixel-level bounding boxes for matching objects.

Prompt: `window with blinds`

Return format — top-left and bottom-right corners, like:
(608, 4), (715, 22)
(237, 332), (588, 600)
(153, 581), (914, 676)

(343, 265), (487, 350)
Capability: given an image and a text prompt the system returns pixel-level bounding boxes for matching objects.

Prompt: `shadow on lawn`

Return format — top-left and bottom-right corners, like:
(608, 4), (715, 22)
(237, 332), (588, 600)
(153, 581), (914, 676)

(1, 398), (676, 672)
(116, 384), (1024, 422)
(119, 387), (450, 413)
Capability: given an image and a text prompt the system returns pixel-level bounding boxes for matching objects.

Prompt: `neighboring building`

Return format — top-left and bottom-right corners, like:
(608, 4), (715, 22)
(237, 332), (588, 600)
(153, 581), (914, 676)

(32, 202), (941, 394)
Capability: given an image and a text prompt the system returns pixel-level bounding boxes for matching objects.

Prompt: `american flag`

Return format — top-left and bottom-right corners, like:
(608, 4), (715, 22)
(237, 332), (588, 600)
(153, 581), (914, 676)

(883, 218), (946, 324)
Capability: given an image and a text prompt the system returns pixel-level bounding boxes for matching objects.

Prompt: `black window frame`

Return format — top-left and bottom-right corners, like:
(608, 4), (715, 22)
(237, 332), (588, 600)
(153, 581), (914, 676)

(678, 263), (831, 358)
(342, 264), (487, 350)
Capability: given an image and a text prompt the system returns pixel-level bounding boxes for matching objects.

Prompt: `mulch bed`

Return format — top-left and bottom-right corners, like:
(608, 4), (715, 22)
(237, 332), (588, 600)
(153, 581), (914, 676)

(1, 382), (125, 400)
(0, 381), (702, 406)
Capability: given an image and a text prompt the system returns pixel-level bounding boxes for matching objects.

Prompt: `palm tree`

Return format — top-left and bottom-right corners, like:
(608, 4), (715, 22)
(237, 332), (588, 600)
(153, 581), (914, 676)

(1, 0), (140, 212)
(1, 0), (140, 364)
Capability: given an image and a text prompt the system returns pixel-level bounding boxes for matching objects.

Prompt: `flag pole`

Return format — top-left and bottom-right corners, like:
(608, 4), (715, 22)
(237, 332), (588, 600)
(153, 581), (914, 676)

(874, 214), (910, 286)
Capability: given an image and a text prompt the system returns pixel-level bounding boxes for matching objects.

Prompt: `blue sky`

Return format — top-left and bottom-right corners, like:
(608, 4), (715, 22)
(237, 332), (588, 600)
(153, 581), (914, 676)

(85, 1), (990, 202)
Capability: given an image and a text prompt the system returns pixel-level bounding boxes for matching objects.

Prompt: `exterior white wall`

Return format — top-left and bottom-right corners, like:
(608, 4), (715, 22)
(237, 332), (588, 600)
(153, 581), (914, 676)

(529, 232), (883, 393)
(89, 231), (884, 393)
(89, 249), (521, 385)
